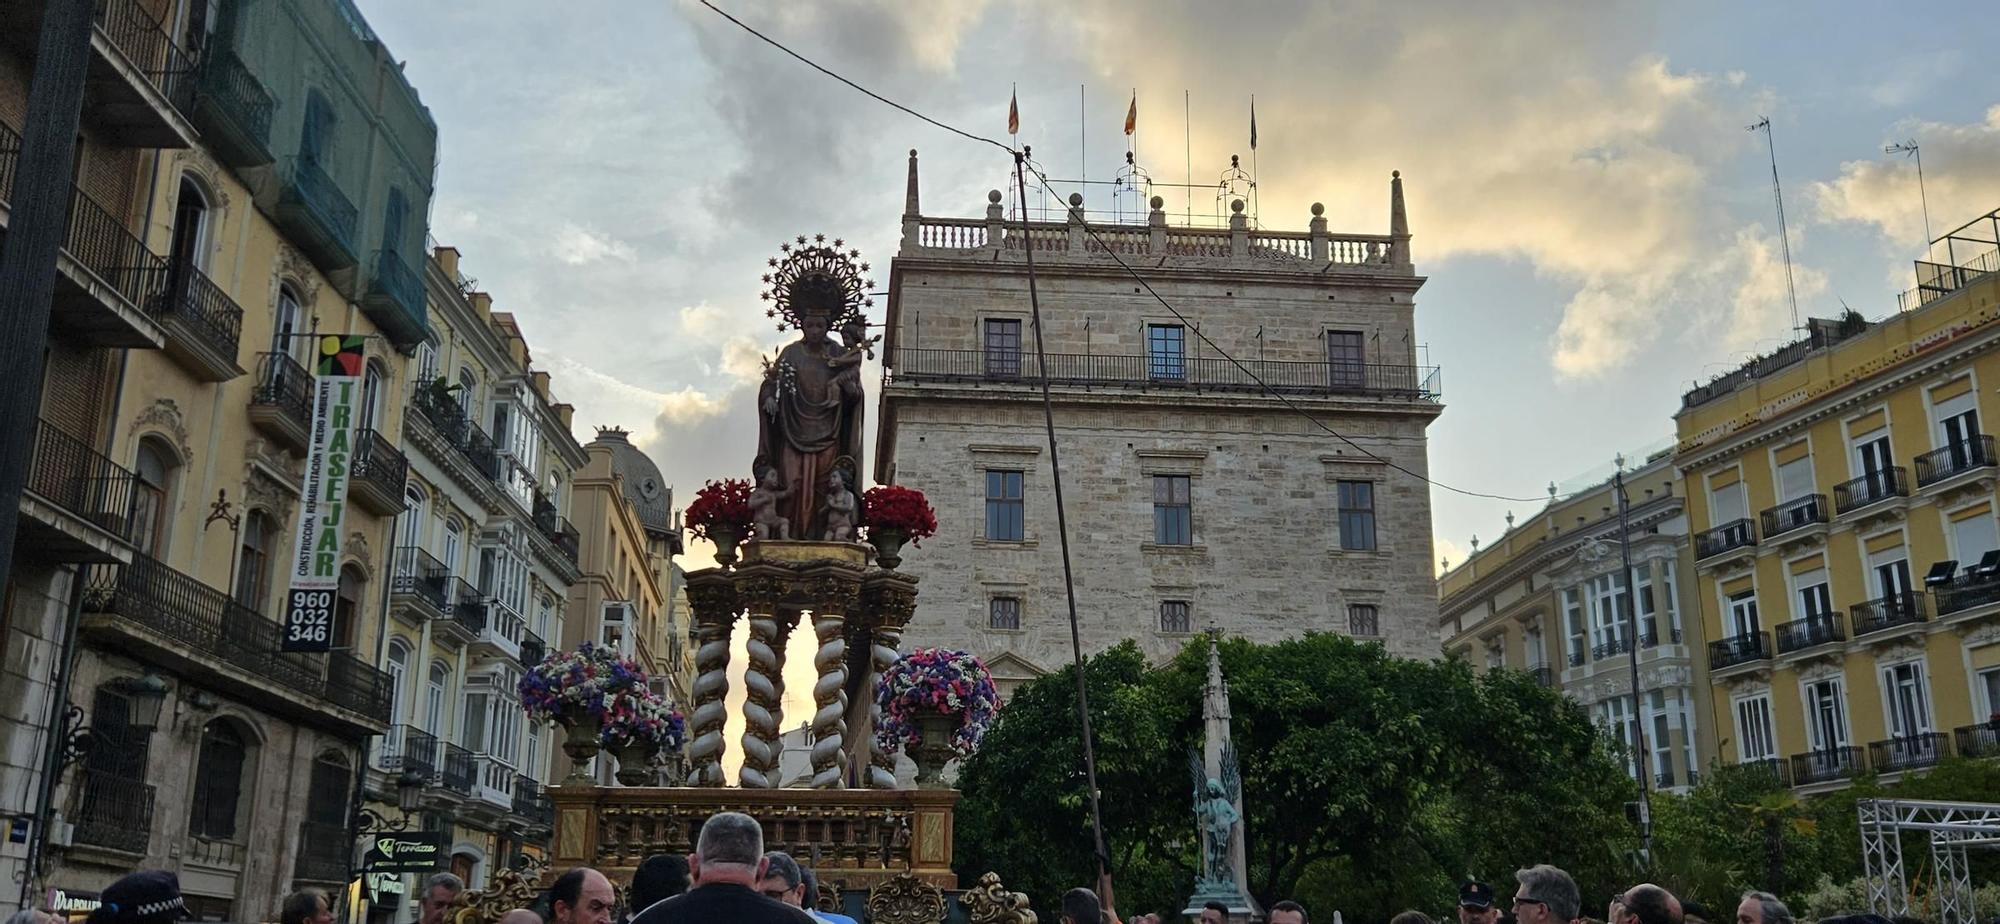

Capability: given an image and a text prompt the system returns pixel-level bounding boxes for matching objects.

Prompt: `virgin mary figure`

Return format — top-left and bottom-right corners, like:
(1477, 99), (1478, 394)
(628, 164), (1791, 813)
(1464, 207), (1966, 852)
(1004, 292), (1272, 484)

(751, 236), (872, 540)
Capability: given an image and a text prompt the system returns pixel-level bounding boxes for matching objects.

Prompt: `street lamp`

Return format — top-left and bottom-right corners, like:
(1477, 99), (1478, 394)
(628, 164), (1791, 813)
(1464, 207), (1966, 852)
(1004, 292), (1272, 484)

(359, 770), (428, 831)
(120, 672), (169, 733)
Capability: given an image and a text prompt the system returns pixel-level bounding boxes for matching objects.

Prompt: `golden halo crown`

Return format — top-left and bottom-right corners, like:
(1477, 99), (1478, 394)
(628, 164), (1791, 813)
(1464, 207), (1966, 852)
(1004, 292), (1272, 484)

(760, 234), (874, 332)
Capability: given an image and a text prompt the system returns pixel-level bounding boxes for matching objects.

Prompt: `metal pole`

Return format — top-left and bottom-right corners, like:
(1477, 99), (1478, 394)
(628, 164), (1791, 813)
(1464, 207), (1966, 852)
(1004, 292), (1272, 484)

(19, 563), (89, 910)
(1615, 458), (1654, 867)
(0, 0), (96, 606)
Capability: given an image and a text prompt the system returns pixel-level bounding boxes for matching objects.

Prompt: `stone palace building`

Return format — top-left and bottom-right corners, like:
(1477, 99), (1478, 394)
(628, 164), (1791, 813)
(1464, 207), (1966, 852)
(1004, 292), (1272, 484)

(876, 152), (1444, 694)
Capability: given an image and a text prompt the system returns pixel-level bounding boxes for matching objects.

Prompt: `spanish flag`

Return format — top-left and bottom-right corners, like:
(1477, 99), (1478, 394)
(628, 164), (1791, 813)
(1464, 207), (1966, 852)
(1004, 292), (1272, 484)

(1123, 91), (1136, 136)
(1008, 88), (1019, 135)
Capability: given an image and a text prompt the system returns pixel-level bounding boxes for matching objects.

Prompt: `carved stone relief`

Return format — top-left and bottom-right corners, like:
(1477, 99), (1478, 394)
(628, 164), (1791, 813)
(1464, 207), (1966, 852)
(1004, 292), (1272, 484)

(130, 398), (193, 464)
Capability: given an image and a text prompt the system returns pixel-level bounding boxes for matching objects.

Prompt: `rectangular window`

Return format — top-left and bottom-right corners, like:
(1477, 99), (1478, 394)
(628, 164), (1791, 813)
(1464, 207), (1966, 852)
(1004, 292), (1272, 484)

(983, 319), (1022, 377)
(1153, 475), (1193, 545)
(1348, 604), (1379, 638)
(1564, 588), (1587, 665)
(1147, 324), (1186, 381)
(988, 597), (1021, 631)
(1872, 553), (1913, 601)
(1954, 513), (2000, 564)
(1981, 667), (2000, 716)
(1337, 480), (1377, 551)
(1160, 600), (1191, 633)
(1882, 662), (1933, 739)
(1794, 568), (1833, 622)
(984, 470), (1025, 541)
(1777, 455), (1815, 503)
(1943, 404), (1982, 465)
(1327, 330), (1366, 389)
(1736, 695), (1777, 762)
(1727, 590), (1760, 637)
(1804, 679), (1848, 751)
(1650, 690), (1673, 781)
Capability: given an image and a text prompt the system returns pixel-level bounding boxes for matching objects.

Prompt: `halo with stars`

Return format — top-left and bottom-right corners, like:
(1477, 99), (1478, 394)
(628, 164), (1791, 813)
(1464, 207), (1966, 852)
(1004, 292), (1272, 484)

(759, 234), (875, 332)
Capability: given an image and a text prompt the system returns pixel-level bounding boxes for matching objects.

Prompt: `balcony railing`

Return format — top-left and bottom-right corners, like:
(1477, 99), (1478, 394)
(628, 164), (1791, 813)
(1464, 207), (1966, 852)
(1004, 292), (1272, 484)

(83, 552), (392, 722)
(381, 724), (440, 778)
(94, 0), (197, 117)
(154, 262), (245, 367)
(1566, 650), (1585, 668)
(392, 548), (452, 611)
(192, 47), (272, 165)
(277, 155), (359, 268)
(440, 743), (475, 794)
(1954, 724), (2000, 758)
(29, 418), (138, 542)
(1529, 666), (1555, 688)
(1761, 495), (1828, 539)
(512, 775), (548, 821)
(251, 352), (313, 432)
(1774, 615), (1846, 653)
(66, 183), (166, 311)
(521, 628), (546, 668)
(444, 579), (487, 635)
(461, 423), (502, 481)
(1708, 631), (1772, 671)
(71, 770), (153, 854)
(888, 347), (1442, 401)
(350, 429), (409, 504)
(1638, 627), (1684, 647)
(1834, 468), (1909, 514)
(1790, 746), (1864, 785)
(1736, 757), (1792, 787)
(1655, 767), (1677, 789)
(365, 248), (425, 339)
(1870, 733), (1948, 773)
(1851, 593), (1928, 636)
(1935, 573), (2000, 617)
(542, 514), (581, 565)
(293, 821), (350, 882)
(1695, 518), (1757, 560)
(1915, 436), (1997, 487)
(1592, 637), (1634, 660)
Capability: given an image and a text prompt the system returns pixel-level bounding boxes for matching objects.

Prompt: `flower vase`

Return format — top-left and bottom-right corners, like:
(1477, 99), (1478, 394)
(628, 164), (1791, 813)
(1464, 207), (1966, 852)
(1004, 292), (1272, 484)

(870, 528), (908, 570)
(711, 525), (744, 567)
(560, 711), (605, 785)
(912, 712), (961, 789)
(610, 740), (659, 786)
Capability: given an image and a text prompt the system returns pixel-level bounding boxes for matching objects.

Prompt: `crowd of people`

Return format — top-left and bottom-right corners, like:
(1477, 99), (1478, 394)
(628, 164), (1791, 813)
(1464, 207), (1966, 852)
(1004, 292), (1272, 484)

(14, 820), (1918, 924)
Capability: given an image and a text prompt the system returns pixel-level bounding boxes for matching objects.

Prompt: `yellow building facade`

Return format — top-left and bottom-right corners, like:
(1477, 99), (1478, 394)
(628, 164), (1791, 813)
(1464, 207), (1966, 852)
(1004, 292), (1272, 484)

(1676, 231), (2000, 791)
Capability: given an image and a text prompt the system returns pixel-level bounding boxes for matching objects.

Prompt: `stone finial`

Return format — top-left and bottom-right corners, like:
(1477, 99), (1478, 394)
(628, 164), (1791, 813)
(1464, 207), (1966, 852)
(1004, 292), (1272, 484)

(1389, 169), (1411, 267)
(1441, 557), (1450, 572)
(1230, 199), (1244, 214)
(1311, 202), (1324, 217)
(904, 149), (920, 217)
(988, 189), (1003, 204)
(1150, 195), (1164, 210)
(1231, 154), (1240, 168)
(1547, 480), (1558, 498)
(1470, 534), (1480, 552)
(1505, 511), (1515, 529)
(1068, 192), (1083, 207)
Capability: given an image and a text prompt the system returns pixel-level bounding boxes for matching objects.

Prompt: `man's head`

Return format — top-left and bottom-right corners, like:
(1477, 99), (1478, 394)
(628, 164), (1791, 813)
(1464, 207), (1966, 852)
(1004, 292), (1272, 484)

(1201, 900), (1231, 924)
(1513, 865), (1580, 924)
(279, 890), (331, 924)
(758, 852), (805, 907)
(1059, 889), (1102, 924)
(1618, 885), (1681, 924)
(690, 812), (768, 888)
(799, 868), (826, 912)
(629, 854), (691, 913)
(497, 911), (542, 924)
(1736, 893), (1794, 924)
(1271, 900), (1309, 924)
(549, 868), (614, 924)
(421, 873), (465, 924)
(1460, 881), (1499, 924)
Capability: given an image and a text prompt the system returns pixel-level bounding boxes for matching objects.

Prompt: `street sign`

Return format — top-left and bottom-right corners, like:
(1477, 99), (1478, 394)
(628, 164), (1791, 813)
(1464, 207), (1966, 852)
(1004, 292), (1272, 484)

(360, 832), (446, 874)
(282, 334), (367, 652)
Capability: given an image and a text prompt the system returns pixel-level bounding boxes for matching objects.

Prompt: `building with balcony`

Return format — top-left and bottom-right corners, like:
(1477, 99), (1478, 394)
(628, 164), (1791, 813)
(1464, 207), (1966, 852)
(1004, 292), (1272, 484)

(1675, 208), (2000, 791)
(1438, 453), (1713, 791)
(0, 0), (434, 917)
(368, 245), (584, 913)
(877, 152), (1443, 693)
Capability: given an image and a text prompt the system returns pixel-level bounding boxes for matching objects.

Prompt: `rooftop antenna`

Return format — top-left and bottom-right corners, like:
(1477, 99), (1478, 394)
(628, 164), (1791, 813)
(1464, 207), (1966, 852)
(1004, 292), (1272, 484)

(1748, 117), (1801, 334)
(1884, 139), (1933, 254)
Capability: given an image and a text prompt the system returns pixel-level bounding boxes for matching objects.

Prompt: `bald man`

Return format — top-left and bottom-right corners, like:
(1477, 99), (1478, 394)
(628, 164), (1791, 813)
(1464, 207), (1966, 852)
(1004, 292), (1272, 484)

(1613, 884), (1682, 924)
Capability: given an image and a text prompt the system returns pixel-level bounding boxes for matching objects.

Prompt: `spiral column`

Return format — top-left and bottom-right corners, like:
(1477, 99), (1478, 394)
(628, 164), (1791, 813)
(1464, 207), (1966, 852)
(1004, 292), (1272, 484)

(683, 574), (739, 787)
(736, 574), (794, 788)
(858, 574), (919, 789)
(804, 572), (860, 788)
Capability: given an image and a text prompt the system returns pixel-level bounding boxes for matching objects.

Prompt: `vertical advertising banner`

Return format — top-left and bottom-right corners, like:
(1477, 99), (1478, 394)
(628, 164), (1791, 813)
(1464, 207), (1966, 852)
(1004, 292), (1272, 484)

(282, 335), (368, 652)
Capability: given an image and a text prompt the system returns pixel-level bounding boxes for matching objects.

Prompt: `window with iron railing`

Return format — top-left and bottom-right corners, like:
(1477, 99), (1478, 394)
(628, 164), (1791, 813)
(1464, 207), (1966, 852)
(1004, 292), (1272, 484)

(989, 597), (1020, 631)
(1349, 604), (1380, 638)
(1160, 600), (1191, 634)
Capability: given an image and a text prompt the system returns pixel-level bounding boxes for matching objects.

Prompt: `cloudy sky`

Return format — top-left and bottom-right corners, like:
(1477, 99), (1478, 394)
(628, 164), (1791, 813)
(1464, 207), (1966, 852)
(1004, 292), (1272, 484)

(359, 0), (2000, 577)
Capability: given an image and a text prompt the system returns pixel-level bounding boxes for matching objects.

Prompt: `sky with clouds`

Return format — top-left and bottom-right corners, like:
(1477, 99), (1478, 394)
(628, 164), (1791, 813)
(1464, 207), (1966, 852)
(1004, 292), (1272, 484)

(358, 0), (2000, 581)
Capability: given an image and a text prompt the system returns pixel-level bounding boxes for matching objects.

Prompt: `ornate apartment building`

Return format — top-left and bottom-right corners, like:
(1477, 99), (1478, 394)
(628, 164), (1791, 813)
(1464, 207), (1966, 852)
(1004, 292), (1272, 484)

(565, 429), (687, 716)
(877, 152), (1444, 694)
(1677, 213), (2000, 791)
(361, 244), (588, 915)
(0, 0), (436, 916)
(1438, 455), (1713, 792)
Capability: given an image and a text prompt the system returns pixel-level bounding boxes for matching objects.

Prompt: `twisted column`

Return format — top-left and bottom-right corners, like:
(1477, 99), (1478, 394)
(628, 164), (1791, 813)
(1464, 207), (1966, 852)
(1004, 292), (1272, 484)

(806, 574), (860, 789)
(683, 575), (738, 787)
(737, 575), (794, 788)
(858, 576), (919, 789)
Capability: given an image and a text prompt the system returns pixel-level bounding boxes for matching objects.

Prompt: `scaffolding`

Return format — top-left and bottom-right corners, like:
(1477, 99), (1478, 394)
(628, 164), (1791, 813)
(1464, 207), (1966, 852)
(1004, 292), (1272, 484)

(1858, 798), (2000, 924)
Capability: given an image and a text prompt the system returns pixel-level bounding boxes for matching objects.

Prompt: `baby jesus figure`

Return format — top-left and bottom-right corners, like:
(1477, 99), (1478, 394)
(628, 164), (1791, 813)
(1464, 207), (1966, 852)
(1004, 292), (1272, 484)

(748, 468), (791, 541)
(829, 318), (880, 403)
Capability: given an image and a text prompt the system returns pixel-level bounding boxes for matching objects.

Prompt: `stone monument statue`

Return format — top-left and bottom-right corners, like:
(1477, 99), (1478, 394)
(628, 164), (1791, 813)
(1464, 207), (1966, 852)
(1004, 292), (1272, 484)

(754, 235), (873, 542)
(1193, 774), (1240, 886)
(1184, 630), (1260, 922)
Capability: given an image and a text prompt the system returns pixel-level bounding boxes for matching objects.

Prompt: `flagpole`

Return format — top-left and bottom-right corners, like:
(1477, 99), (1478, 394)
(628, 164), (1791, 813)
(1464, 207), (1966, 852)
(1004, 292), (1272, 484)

(1184, 90), (1192, 225)
(1079, 83), (1086, 212)
(1250, 94), (1259, 228)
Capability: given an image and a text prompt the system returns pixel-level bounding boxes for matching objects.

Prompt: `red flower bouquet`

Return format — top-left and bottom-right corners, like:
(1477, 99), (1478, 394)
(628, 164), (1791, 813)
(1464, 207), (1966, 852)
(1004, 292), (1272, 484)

(863, 485), (938, 545)
(685, 478), (753, 541)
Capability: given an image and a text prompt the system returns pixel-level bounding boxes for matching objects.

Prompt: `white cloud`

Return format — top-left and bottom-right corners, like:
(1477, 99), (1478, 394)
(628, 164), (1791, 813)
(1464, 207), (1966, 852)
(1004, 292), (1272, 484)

(552, 222), (638, 266)
(1811, 105), (2000, 253)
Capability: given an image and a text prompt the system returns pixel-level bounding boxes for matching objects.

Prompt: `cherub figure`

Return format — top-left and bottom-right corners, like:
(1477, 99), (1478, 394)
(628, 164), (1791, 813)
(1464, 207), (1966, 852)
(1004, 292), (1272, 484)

(820, 468), (858, 542)
(828, 318), (879, 403)
(748, 467), (791, 540)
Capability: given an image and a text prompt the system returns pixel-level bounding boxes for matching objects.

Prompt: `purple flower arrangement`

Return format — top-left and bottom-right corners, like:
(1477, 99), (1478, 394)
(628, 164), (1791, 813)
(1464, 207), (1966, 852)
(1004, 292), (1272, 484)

(874, 647), (999, 758)
(599, 689), (687, 752)
(518, 641), (650, 724)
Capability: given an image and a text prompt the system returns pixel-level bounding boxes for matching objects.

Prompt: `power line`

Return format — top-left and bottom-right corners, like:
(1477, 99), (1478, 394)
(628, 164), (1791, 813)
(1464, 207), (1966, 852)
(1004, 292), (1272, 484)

(692, 1), (1559, 505)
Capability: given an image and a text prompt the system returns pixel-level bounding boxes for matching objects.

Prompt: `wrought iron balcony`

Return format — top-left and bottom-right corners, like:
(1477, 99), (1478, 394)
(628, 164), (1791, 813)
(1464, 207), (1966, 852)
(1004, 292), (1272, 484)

(440, 743), (476, 794)
(1851, 593), (1928, 637)
(1935, 572), (2000, 617)
(441, 578), (487, 637)
(248, 352), (313, 453)
(1638, 628), (1684, 647)
(293, 821), (350, 882)
(1915, 436), (1996, 488)
(1790, 746), (1864, 785)
(192, 47), (273, 167)
(1655, 767), (1677, 789)
(25, 418), (139, 558)
(1736, 757), (1792, 787)
(70, 769), (153, 854)
(1695, 518), (1757, 560)
(1592, 637), (1634, 660)
(276, 156), (358, 271)
(350, 429), (409, 516)
(153, 262), (245, 381)
(1774, 615), (1846, 654)
(1954, 723), (2000, 759)
(461, 423), (502, 482)
(1528, 665), (1555, 688)
(512, 775), (549, 822)
(391, 548), (452, 615)
(1833, 468), (1909, 514)
(1870, 734), (1948, 773)
(1760, 494), (1828, 540)
(541, 514), (580, 565)
(363, 248), (426, 347)
(521, 627), (546, 668)
(1708, 631), (1772, 671)
(380, 724), (440, 777)
(90, 0), (197, 142)
(887, 347), (1442, 401)
(41, 172), (169, 348)
(1566, 650), (1585, 668)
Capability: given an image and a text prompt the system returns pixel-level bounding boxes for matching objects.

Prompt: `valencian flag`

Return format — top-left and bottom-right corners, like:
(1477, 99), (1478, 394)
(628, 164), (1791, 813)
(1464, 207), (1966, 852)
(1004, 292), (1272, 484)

(281, 333), (368, 652)
(1007, 87), (1019, 135)
(1123, 91), (1136, 136)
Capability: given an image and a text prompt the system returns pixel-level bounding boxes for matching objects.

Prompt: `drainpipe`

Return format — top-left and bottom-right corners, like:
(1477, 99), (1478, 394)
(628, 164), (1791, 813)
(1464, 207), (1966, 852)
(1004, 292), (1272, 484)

(20, 563), (91, 911)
